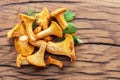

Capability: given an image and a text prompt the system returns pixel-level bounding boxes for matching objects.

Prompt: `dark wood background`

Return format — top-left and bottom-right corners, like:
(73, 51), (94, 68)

(0, 0), (120, 80)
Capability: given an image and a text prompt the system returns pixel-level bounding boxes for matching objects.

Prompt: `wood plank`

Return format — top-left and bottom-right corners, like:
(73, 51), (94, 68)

(0, 0), (120, 80)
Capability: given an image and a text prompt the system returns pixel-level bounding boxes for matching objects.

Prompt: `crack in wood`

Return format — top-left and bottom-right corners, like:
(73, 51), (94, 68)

(106, 77), (120, 80)
(45, 78), (59, 80)
(77, 28), (104, 30)
(0, 76), (4, 80)
(75, 18), (107, 21)
(75, 18), (119, 23)
(17, 71), (55, 76)
(76, 60), (108, 64)
(1, 1), (81, 6)
(1, 42), (120, 47)
(107, 70), (120, 72)
(0, 28), (11, 32)
(0, 64), (17, 69)
(75, 72), (105, 76)
(81, 42), (120, 47)
(2, 75), (26, 80)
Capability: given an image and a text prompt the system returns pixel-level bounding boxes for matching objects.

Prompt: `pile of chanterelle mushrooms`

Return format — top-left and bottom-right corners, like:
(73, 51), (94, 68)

(7, 7), (80, 68)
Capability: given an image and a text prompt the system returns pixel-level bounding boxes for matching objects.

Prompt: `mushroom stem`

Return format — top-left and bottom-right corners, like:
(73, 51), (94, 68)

(36, 21), (63, 39)
(30, 40), (45, 47)
(36, 28), (52, 38)
(47, 56), (63, 68)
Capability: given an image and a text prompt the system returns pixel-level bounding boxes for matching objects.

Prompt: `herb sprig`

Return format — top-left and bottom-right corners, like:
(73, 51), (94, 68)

(64, 9), (83, 45)
(25, 8), (36, 16)
(25, 8), (37, 30)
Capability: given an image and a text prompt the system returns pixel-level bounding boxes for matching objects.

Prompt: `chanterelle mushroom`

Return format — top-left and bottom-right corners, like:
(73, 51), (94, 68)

(47, 56), (63, 68)
(27, 41), (46, 67)
(35, 7), (50, 30)
(35, 7), (52, 41)
(15, 35), (34, 57)
(16, 54), (29, 68)
(36, 21), (63, 39)
(33, 26), (53, 42)
(46, 34), (76, 61)
(51, 8), (67, 30)
(7, 21), (26, 38)
(19, 14), (36, 41)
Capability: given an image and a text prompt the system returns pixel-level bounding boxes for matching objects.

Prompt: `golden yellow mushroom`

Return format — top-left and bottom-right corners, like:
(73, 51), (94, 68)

(27, 41), (46, 67)
(7, 21), (26, 38)
(47, 56), (63, 68)
(14, 35), (34, 57)
(46, 34), (76, 61)
(36, 21), (63, 40)
(51, 8), (67, 30)
(19, 14), (36, 41)
(35, 7), (52, 41)
(35, 7), (50, 30)
(16, 54), (29, 68)
(33, 25), (53, 42)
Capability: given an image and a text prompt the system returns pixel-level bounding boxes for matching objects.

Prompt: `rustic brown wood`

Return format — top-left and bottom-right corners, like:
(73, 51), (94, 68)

(0, 0), (120, 80)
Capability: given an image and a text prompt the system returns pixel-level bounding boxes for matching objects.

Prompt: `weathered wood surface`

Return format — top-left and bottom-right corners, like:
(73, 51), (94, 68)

(0, 0), (120, 80)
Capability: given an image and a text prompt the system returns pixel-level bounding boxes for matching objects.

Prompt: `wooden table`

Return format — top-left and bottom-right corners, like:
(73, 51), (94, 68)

(0, 0), (120, 80)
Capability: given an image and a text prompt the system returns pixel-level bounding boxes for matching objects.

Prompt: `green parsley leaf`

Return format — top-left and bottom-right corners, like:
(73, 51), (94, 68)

(63, 22), (77, 34)
(72, 36), (83, 45)
(26, 8), (35, 16)
(32, 20), (38, 30)
(64, 10), (75, 22)
(67, 22), (75, 26)
(25, 8), (37, 29)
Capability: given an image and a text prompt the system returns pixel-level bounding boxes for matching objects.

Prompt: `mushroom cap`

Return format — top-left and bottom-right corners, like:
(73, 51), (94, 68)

(35, 7), (50, 30)
(27, 41), (46, 67)
(7, 21), (26, 38)
(46, 34), (76, 61)
(35, 7), (50, 19)
(50, 21), (63, 38)
(19, 14), (35, 21)
(14, 37), (34, 57)
(50, 8), (67, 30)
(55, 12), (67, 30)
(51, 8), (67, 17)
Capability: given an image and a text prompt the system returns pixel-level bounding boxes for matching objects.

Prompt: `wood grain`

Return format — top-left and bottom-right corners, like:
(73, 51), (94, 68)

(0, 0), (120, 80)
